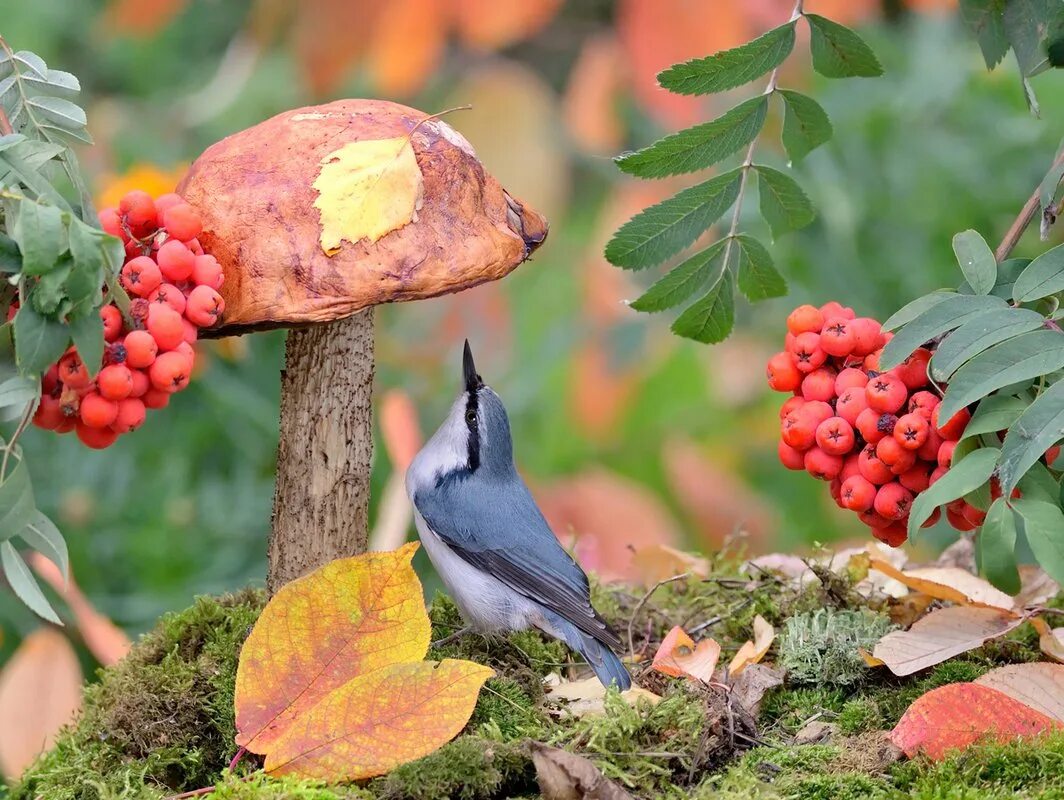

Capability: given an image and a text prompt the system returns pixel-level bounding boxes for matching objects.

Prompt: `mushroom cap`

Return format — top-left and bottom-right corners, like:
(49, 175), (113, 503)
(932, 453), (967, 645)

(177, 99), (548, 335)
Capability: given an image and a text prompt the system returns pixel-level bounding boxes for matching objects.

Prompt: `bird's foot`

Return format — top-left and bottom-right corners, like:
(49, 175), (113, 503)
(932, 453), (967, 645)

(431, 626), (474, 648)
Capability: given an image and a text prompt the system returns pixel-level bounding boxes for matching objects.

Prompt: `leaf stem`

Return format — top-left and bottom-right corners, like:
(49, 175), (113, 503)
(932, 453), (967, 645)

(0, 399), (35, 483)
(995, 147), (1064, 262)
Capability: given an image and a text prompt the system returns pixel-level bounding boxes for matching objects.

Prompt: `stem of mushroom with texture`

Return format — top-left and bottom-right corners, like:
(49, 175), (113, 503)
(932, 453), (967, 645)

(267, 309), (375, 593)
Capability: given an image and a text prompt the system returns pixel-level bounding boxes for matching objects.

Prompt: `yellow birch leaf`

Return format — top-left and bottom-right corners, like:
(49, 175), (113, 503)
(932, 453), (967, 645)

(312, 135), (424, 254)
(234, 542), (429, 753)
(264, 659), (494, 779)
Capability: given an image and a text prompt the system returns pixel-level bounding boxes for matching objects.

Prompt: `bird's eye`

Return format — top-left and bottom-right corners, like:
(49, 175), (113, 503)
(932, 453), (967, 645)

(465, 410), (477, 424)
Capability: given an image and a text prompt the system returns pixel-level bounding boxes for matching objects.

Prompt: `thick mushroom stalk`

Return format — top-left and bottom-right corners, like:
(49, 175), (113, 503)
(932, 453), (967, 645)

(178, 99), (547, 593)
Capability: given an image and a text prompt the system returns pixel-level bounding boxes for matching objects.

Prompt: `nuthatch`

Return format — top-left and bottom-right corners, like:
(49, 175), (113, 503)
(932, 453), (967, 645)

(406, 341), (631, 689)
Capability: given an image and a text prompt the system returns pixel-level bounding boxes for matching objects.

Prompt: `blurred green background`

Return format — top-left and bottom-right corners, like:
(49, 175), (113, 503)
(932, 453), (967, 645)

(2, 0), (1063, 662)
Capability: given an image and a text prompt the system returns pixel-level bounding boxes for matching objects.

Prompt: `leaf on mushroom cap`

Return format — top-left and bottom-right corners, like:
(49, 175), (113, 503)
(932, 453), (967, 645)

(176, 99), (548, 334)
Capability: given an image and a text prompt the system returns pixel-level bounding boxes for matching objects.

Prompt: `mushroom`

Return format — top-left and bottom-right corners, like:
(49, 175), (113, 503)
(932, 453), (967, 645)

(177, 99), (547, 593)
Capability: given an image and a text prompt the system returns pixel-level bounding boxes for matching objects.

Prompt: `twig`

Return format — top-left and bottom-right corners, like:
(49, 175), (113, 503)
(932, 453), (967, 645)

(995, 147), (1064, 262)
(1, 400), (35, 483)
(626, 573), (690, 660)
(227, 746), (247, 772)
(163, 787), (219, 800)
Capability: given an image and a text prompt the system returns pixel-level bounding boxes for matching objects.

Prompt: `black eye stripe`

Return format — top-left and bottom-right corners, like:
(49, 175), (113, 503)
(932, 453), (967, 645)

(465, 389), (480, 472)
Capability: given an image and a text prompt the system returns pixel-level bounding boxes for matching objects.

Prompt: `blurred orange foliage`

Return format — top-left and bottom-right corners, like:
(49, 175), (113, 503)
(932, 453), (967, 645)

(96, 163), (186, 211)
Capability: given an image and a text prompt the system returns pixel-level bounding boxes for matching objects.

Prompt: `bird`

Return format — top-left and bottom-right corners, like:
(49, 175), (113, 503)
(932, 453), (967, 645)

(406, 340), (631, 690)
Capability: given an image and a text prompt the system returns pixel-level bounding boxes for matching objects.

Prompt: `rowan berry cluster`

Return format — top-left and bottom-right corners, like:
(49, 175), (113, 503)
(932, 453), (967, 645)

(31, 190), (225, 449)
(767, 302), (978, 547)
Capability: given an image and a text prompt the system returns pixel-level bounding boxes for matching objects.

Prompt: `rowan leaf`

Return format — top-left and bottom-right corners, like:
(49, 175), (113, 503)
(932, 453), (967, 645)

(778, 89), (833, 163)
(997, 379), (1064, 498)
(1013, 498), (1064, 586)
(879, 294), (1007, 371)
(754, 165), (814, 239)
(930, 308), (1045, 381)
(732, 234), (786, 301)
(234, 543), (431, 753)
(978, 499), (1021, 595)
(889, 683), (1060, 761)
(951, 229), (996, 295)
(671, 268), (734, 343)
(312, 135), (425, 254)
(629, 240), (726, 313)
(959, 0), (1010, 70)
(881, 291), (956, 332)
(616, 96), (768, 178)
(907, 448), (999, 537)
(1013, 242), (1064, 302)
(263, 659), (493, 780)
(806, 14), (884, 79)
(959, 395), (1029, 442)
(657, 22), (796, 96)
(872, 605), (1024, 676)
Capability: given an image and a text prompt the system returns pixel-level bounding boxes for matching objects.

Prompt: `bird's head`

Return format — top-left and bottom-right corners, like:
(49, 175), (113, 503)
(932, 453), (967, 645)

(412, 341), (515, 484)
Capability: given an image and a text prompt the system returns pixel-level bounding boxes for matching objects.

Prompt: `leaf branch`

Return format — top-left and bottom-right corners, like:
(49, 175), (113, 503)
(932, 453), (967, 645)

(995, 147), (1064, 262)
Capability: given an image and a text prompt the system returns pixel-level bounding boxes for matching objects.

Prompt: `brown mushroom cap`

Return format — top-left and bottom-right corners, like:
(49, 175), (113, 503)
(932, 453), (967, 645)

(177, 99), (548, 335)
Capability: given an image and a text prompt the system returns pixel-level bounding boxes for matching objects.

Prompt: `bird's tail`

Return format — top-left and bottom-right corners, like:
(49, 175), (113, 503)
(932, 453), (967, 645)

(537, 609), (632, 691)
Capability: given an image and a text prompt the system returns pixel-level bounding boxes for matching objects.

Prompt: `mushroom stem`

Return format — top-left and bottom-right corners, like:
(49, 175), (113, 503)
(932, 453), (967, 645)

(267, 309), (374, 594)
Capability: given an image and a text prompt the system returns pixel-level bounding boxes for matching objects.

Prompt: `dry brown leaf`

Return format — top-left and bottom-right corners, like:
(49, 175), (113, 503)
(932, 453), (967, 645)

(1014, 566), (1061, 609)
(730, 663), (785, 717)
(1030, 617), (1064, 663)
(745, 553), (815, 587)
(887, 594), (936, 629)
(30, 553), (131, 666)
(872, 606), (1024, 676)
(544, 675), (660, 718)
(651, 626), (721, 683)
(858, 647), (885, 667)
(529, 742), (635, 800)
(728, 615), (775, 676)
(0, 629), (83, 779)
(973, 663), (1064, 723)
(869, 558), (1013, 609)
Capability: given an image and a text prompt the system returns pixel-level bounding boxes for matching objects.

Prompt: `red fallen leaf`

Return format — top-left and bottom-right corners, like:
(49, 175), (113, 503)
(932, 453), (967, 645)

(652, 626), (720, 683)
(889, 683), (1062, 761)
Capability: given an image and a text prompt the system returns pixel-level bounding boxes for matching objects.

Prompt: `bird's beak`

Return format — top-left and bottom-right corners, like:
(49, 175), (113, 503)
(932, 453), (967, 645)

(463, 339), (483, 392)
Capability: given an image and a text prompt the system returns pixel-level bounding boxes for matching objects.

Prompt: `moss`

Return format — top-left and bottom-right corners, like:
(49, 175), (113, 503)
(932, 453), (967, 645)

(209, 772), (369, 800)
(779, 609), (894, 687)
(13, 590), (266, 800)
(836, 697), (880, 735)
(368, 737), (534, 800)
(760, 687), (849, 736)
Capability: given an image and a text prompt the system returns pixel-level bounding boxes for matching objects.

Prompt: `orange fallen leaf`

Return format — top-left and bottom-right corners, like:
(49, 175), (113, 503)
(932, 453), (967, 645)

(652, 626), (721, 683)
(973, 663), (1064, 723)
(872, 606), (1024, 676)
(235, 543), (430, 753)
(728, 615), (775, 676)
(30, 552), (131, 667)
(0, 629), (83, 779)
(868, 559), (1014, 610)
(264, 659), (492, 779)
(1030, 617), (1064, 664)
(889, 683), (1061, 760)
(858, 647), (885, 667)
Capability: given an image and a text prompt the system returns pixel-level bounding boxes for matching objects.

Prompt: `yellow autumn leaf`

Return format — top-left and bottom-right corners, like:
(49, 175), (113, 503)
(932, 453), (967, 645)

(234, 542), (430, 754)
(312, 136), (424, 254)
(728, 615), (775, 676)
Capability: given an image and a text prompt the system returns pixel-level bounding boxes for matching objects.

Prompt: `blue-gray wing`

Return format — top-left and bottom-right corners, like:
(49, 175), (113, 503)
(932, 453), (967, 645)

(414, 474), (621, 650)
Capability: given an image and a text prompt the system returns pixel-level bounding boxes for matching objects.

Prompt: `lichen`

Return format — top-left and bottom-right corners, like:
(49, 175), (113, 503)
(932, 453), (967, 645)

(778, 608), (895, 687)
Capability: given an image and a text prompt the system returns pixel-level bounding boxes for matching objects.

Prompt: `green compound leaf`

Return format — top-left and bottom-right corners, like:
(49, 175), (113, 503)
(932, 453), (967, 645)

(605, 169), (742, 270)
(959, 395), (1029, 442)
(881, 292), (956, 331)
(616, 96), (768, 178)
(907, 448), (998, 538)
(931, 308), (1046, 380)
(958, 0), (1010, 70)
(778, 89), (833, 163)
(754, 165), (815, 239)
(732, 234), (786, 301)
(629, 240), (726, 313)
(12, 300), (69, 377)
(978, 499), (1021, 595)
(0, 449), (35, 543)
(672, 269), (734, 344)
(13, 201), (66, 276)
(938, 330), (1064, 422)
(0, 540), (60, 624)
(806, 14), (884, 79)
(16, 510), (68, 581)
(880, 294), (1007, 371)
(997, 379), (1064, 498)
(952, 229), (996, 295)
(1012, 498), (1064, 586)
(657, 22), (796, 96)
(1012, 242), (1064, 302)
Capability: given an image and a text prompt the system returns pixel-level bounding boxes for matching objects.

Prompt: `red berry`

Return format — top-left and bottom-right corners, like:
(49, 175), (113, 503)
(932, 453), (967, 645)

(779, 396), (805, 420)
(932, 405), (971, 440)
(154, 192), (185, 215)
(32, 394), (64, 430)
(872, 522), (908, 547)
(97, 364), (133, 401)
(859, 509), (894, 529)
(801, 367), (837, 403)
(863, 348), (883, 372)
(801, 401), (835, 427)
(100, 304), (123, 342)
(191, 254), (224, 289)
(42, 364), (59, 396)
(161, 203), (202, 242)
(836, 387), (869, 427)
(819, 301), (854, 320)
(76, 421), (119, 449)
(112, 397), (146, 433)
(79, 392), (118, 428)
(834, 368), (868, 395)
(185, 285), (224, 328)
(121, 256), (163, 298)
(804, 447), (843, 481)
(816, 416), (855, 456)
(119, 190), (157, 236)
(929, 465), (949, 485)
(1045, 445), (1061, 466)
(786, 304), (824, 336)
(149, 283), (187, 315)
(876, 436), (916, 475)
(149, 351), (192, 393)
(895, 348), (932, 390)
(782, 411), (817, 450)
(893, 413), (930, 450)
(98, 208), (124, 239)
(156, 240), (195, 282)
(143, 388), (171, 409)
(840, 475), (877, 512)
(856, 407), (886, 444)
(778, 440), (806, 470)
(820, 317), (856, 357)
(907, 390), (940, 419)
(849, 318), (883, 357)
(147, 303), (185, 351)
(917, 427), (943, 462)
(840, 454), (862, 484)
(858, 444), (894, 485)
(937, 440), (957, 468)
(767, 352), (802, 392)
(58, 352), (91, 390)
(181, 318), (199, 345)
(874, 482), (913, 520)
(790, 331), (827, 373)
(129, 368), (150, 398)
(124, 330), (159, 369)
(865, 373), (907, 414)
(921, 508), (942, 529)
(899, 465), (931, 493)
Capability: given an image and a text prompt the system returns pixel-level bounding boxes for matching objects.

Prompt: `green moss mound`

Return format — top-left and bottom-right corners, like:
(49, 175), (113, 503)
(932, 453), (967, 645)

(10, 563), (1063, 800)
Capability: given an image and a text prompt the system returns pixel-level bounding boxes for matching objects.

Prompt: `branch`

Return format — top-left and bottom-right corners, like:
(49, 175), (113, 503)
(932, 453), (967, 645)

(995, 147), (1064, 262)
